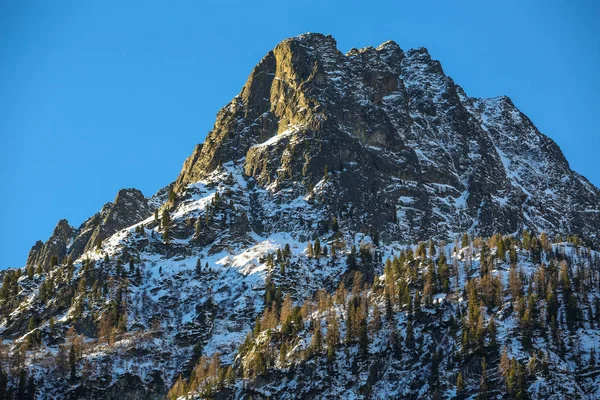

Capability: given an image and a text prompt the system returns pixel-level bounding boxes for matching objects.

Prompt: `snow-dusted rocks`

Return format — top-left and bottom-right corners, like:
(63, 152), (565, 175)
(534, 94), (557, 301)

(25, 188), (153, 273)
(173, 33), (600, 246)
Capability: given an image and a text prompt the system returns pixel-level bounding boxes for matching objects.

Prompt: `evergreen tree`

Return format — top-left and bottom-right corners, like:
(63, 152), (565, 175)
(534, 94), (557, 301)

(195, 216), (203, 237)
(310, 322), (322, 354)
(500, 346), (510, 384)
(69, 344), (77, 381)
(346, 246), (357, 269)
(456, 372), (464, 395)
(417, 242), (426, 259)
(462, 233), (470, 249)
(530, 235), (542, 264)
(26, 375), (35, 400)
(307, 242), (314, 258)
(497, 235), (506, 261)
(522, 230), (532, 250)
(438, 259), (450, 293)
(428, 240), (436, 258)
(565, 292), (578, 330)
(279, 262), (286, 276)
(480, 242), (490, 277)
(509, 245), (518, 265)
(372, 230), (380, 246)
(385, 291), (394, 322)
(162, 209), (171, 244)
(488, 317), (498, 353)
(325, 312), (340, 364)
(507, 359), (527, 399)
(314, 238), (321, 258)
(279, 341), (288, 365)
(17, 369), (26, 400)
(358, 318), (369, 357)
(478, 358), (489, 400)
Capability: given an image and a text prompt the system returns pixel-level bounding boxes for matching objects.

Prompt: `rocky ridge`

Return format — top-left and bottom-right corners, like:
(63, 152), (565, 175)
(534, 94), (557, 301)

(26, 188), (153, 272)
(173, 33), (600, 246)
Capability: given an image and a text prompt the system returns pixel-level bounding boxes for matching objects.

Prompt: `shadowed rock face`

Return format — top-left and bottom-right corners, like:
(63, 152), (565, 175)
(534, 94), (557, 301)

(172, 33), (600, 245)
(26, 189), (152, 270)
(64, 372), (165, 400)
(79, 188), (152, 255)
(26, 219), (75, 271)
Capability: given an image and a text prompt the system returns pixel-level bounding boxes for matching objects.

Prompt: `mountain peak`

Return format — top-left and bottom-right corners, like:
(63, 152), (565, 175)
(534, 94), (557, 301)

(286, 32), (337, 46)
(170, 33), (600, 245)
(25, 219), (75, 271)
(115, 187), (145, 200)
(376, 39), (401, 50)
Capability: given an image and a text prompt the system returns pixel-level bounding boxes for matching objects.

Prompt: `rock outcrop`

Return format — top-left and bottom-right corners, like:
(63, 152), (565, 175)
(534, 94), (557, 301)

(172, 33), (600, 245)
(26, 189), (152, 271)
(26, 219), (75, 271)
(77, 188), (152, 255)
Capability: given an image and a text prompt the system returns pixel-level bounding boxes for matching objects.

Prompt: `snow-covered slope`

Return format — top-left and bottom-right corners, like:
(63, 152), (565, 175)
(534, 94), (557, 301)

(215, 241), (600, 400)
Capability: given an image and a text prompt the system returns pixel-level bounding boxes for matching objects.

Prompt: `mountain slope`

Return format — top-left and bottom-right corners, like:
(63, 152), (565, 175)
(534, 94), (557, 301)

(1, 33), (600, 399)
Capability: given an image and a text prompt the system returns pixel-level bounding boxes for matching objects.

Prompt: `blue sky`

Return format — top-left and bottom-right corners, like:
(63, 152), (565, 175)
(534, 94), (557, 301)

(1, 0), (599, 268)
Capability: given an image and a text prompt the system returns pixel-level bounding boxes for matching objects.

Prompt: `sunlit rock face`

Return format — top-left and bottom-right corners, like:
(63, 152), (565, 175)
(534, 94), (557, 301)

(174, 33), (600, 246)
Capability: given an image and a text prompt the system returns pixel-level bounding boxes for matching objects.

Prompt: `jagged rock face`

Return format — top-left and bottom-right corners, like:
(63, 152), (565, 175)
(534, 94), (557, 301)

(174, 33), (600, 245)
(80, 188), (152, 255)
(26, 189), (152, 270)
(26, 219), (75, 271)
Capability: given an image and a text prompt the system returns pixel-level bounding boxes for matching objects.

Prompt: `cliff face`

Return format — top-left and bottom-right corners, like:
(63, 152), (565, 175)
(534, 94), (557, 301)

(26, 188), (152, 271)
(26, 219), (75, 271)
(173, 33), (600, 245)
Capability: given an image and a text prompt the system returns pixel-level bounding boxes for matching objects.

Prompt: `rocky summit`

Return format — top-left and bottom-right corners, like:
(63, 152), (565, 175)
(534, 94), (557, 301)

(2, 33), (600, 399)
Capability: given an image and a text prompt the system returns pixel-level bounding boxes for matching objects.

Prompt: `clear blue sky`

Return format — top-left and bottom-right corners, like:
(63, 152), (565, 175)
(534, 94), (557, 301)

(1, 0), (599, 269)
